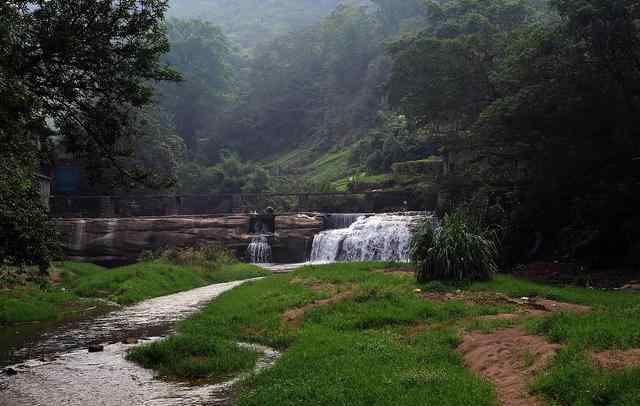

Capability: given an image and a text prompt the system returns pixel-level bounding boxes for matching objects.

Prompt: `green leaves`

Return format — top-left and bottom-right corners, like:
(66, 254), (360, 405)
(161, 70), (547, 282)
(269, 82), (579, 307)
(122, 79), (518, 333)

(411, 213), (498, 283)
(1, 0), (180, 268)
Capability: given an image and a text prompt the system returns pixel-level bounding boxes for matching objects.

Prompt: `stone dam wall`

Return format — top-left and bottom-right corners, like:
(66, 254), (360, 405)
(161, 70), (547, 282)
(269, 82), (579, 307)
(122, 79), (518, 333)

(54, 213), (326, 264)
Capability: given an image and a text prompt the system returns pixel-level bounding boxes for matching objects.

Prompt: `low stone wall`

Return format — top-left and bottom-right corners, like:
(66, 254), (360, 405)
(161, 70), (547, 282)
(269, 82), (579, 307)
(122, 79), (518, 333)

(54, 213), (325, 264)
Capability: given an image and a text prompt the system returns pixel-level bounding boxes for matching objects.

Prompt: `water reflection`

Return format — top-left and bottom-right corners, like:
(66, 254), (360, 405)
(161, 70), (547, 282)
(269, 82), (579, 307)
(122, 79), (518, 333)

(0, 279), (278, 406)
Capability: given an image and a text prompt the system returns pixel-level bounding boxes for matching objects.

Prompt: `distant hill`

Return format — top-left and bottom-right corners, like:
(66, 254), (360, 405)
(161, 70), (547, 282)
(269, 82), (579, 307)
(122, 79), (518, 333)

(168, 0), (372, 49)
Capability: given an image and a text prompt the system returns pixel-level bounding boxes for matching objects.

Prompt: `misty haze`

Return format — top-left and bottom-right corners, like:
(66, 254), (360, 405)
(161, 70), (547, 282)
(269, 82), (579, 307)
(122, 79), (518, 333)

(2, 1), (640, 405)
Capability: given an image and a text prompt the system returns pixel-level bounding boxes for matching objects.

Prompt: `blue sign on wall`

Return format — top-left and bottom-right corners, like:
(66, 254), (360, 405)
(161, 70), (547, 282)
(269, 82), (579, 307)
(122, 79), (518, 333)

(55, 167), (81, 193)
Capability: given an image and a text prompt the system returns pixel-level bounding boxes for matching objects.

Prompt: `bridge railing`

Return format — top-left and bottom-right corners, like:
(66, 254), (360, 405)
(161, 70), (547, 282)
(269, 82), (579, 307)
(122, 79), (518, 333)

(49, 191), (435, 218)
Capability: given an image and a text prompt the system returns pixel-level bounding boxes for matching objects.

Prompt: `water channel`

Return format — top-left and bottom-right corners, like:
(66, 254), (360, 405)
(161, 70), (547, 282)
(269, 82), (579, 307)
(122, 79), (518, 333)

(0, 279), (279, 406)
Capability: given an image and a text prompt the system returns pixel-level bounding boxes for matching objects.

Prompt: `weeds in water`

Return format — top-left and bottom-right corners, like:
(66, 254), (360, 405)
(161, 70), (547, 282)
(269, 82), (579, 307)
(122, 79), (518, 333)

(126, 335), (258, 380)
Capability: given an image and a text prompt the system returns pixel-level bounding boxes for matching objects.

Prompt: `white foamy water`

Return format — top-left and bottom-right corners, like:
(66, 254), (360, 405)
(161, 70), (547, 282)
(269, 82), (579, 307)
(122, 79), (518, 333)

(310, 213), (431, 263)
(247, 236), (272, 264)
(325, 213), (368, 229)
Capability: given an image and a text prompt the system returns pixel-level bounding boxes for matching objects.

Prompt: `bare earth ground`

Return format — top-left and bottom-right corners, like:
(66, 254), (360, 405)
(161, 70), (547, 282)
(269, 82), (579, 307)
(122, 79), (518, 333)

(422, 291), (591, 406)
(280, 270), (640, 406)
(459, 327), (560, 406)
(281, 279), (354, 328)
(592, 349), (640, 369)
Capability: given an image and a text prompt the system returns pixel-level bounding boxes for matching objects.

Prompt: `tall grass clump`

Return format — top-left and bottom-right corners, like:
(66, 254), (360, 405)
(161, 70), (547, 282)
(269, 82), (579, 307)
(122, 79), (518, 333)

(140, 244), (237, 270)
(411, 212), (498, 283)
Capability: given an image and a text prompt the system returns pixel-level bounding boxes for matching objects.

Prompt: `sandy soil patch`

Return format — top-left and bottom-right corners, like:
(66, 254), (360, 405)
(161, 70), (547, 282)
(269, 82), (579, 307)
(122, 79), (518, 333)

(422, 290), (591, 315)
(281, 290), (353, 328)
(371, 268), (414, 277)
(592, 349), (640, 369)
(454, 292), (590, 405)
(460, 327), (560, 406)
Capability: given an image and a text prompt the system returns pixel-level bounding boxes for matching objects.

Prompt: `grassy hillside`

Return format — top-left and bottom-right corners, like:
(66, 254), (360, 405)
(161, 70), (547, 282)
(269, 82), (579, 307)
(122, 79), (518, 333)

(266, 145), (426, 193)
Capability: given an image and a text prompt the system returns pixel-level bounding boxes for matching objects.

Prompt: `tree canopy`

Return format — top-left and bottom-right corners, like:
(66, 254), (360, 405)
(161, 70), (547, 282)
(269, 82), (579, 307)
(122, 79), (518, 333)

(1, 0), (178, 268)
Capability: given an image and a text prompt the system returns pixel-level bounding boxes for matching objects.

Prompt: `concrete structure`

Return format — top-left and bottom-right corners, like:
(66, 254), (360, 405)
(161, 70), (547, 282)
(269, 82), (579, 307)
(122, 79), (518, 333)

(54, 213), (326, 265)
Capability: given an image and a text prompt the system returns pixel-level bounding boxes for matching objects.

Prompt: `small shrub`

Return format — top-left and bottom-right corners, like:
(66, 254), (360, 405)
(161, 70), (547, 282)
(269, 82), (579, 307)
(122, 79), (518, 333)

(138, 250), (160, 262)
(160, 244), (236, 268)
(411, 212), (498, 283)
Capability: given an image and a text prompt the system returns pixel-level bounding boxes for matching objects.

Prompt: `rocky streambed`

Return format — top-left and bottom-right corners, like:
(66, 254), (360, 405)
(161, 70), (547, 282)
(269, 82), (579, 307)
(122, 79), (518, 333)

(0, 279), (278, 406)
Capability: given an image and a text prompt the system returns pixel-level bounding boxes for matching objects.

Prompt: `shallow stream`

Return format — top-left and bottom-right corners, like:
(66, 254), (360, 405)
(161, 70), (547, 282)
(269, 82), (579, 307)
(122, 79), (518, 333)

(0, 279), (278, 406)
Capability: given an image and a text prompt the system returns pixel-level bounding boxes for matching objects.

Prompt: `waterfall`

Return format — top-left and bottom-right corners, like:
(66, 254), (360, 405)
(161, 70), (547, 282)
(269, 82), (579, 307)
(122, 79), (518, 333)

(325, 213), (368, 229)
(310, 213), (430, 263)
(104, 219), (118, 251)
(247, 236), (273, 264)
(72, 220), (87, 252)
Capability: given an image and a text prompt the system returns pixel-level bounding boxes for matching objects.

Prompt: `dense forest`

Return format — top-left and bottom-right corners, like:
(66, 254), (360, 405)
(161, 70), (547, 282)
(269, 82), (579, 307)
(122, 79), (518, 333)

(2, 0), (640, 272)
(167, 0), (372, 49)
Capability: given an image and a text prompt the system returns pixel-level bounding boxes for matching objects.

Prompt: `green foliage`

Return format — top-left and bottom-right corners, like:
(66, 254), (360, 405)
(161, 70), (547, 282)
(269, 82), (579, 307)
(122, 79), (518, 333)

(0, 260), (266, 325)
(388, 0), (640, 265)
(350, 112), (435, 174)
(370, 0), (428, 35)
(533, 347), (640, 406)
(472, 274), (640, 351)
(126, 335), (257, 379)
(159, 245), (236, 269)
(1, 0), (178, 269)
(214, 4), (386, 167)
(64, 260), (266, 305)
(0, 170), (59, 270)
(158, 19), (232, 157)
(411, 213), (498, 282)
(0, 285), (81, 324)
(168, 0), (371, 50)
(177, 153), (274, 194)
(471, 275), (640, 404)
(388, 0), (532, 129)
(128, 262), (503, 404)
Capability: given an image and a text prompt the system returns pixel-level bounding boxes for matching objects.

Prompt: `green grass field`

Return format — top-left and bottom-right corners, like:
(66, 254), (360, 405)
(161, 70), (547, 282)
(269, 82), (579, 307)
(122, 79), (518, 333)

(127, 263), (640, 406)
(0, 261), (268, 325)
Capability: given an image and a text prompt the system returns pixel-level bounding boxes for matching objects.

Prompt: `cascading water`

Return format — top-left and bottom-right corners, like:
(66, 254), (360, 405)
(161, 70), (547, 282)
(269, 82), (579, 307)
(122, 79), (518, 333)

(247, 236), (273, 264)
(72, 220), (87, 252)
(325, 213), (368, 229)
(310, 213), (431, 263)
(103, 219), (118, 254)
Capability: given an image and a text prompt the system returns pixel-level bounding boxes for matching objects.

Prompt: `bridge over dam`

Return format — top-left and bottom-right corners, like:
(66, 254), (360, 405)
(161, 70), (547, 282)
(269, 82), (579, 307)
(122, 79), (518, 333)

(49, 190), (435, 219)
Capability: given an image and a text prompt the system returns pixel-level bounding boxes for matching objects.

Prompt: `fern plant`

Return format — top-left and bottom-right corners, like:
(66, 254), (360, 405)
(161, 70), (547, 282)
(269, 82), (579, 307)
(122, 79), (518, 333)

(411, 212), (498, 283)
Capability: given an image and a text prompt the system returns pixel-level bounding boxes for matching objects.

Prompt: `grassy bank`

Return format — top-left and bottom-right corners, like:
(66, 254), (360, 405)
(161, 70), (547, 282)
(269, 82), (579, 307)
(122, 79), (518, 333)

(128, 263), (640, 405)
(0, 261), (267, 325)
(128, 263), (504, 404)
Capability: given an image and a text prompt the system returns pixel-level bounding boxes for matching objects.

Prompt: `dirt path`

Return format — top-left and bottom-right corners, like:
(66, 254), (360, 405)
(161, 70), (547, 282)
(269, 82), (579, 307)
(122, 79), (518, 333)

(426, 292), (591, 406)
(281, 290), (353, 328)
(459, 327), (560, 406)
(592, 349), (640, 369)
